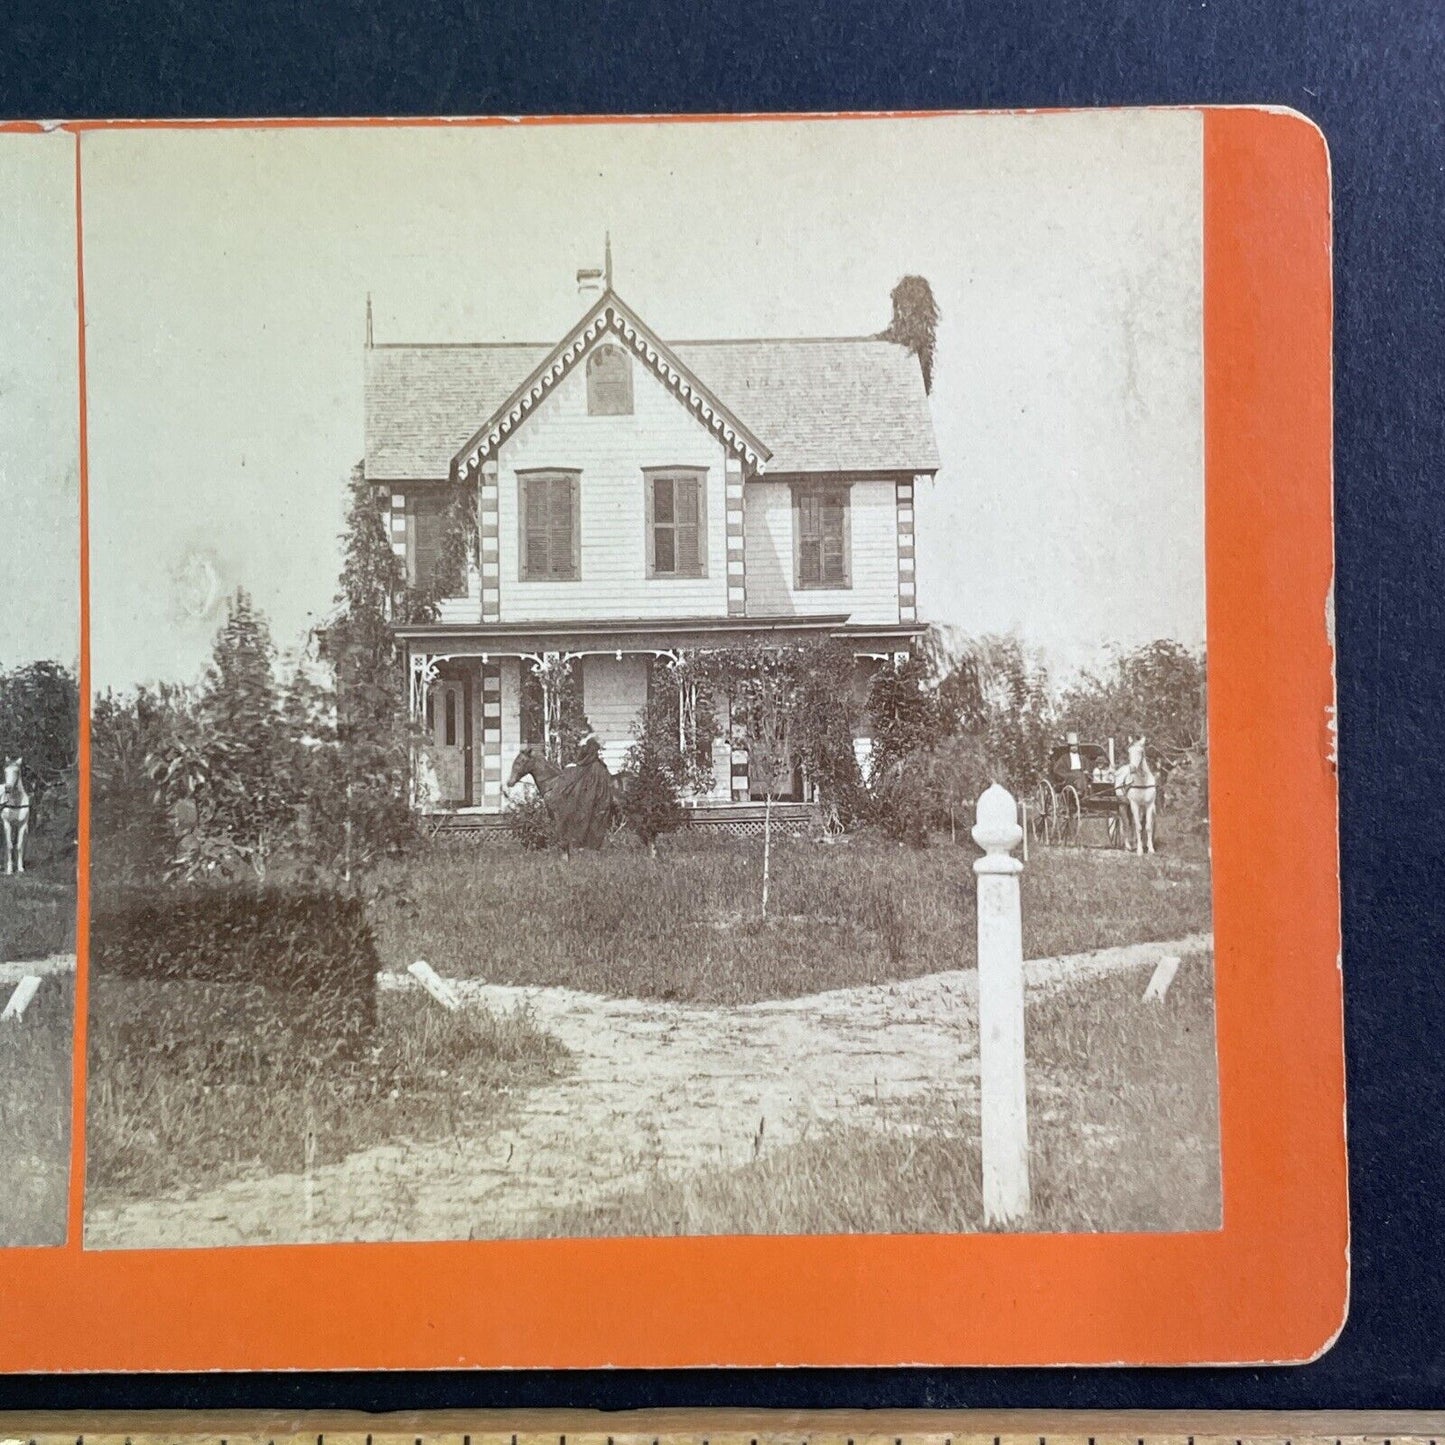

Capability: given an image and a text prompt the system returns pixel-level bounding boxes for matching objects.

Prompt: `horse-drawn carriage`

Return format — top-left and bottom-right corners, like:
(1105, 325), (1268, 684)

(1030, 732), (1163, 849)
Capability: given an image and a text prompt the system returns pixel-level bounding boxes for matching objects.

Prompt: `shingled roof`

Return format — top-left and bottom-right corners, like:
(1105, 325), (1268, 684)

(364, 330), (940, 481)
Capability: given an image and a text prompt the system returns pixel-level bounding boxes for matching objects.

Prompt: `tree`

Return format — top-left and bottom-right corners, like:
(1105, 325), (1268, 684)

(880, 275), (940, 393)
(786, 640), (867, 826)
(865, 651), (949, 786)
(1059, 640), (1207, 763)
(317, 462), (425, 879)
(923, 626), (1058, 793)
(93, 683), (203, 886)
(196, 587), (291, 883)
(0, 660), (79, 844)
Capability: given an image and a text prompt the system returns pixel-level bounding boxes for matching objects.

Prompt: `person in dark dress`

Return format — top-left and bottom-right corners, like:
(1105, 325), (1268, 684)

(545, 733), (615, 851)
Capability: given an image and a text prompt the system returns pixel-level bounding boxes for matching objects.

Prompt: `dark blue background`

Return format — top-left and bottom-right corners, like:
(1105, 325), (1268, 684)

(3, 0), (1443, 1412)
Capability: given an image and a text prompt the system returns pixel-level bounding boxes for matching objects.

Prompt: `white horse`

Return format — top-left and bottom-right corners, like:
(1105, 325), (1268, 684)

(1114, 735), (1157, 856)
(2, 757), (30, 875)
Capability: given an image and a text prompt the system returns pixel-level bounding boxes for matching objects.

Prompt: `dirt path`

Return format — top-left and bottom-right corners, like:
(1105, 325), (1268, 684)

(84, 934), (1209, 1248)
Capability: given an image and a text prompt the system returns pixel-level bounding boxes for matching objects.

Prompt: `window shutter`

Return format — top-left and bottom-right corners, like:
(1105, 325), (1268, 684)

(524, 479), (549, 578)
(822, 490), (847, 585)
(798, 490), (821, 586)
(676, 477), (700, 574)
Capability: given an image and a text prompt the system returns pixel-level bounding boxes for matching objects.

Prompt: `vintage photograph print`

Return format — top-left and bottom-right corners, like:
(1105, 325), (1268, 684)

(0, 131), (81, 1248)
(78, 111), (1221, 1250)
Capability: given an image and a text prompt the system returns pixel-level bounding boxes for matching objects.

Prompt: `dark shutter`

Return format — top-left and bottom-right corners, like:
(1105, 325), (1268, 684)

(795, 483), (849, 588)
(798, 490), (822, 586)
(522, 473), (579, 579)
(821, 489), (847, 585)
(410, 491), (454, 594)
(650, 472), (704, 577)
(549, 475), (574, 577)
(676, 477), (700, 574)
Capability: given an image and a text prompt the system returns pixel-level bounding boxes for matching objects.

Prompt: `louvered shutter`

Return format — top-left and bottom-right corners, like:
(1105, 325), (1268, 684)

(798, 490), (822, 586)
(676, 477), (700, 575)
(821, 489), (848, 585)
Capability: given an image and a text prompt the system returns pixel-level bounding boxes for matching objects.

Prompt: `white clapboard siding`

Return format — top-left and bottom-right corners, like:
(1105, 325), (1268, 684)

(743, 477), (901, 625)
(497, 354), (731, 621)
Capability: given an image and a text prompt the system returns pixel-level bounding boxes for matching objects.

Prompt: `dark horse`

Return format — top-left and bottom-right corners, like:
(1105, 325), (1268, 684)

(507, 741), (622, 855)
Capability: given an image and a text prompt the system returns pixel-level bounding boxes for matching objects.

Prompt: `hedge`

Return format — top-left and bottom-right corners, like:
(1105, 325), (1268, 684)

(90, 887), (380, 1052)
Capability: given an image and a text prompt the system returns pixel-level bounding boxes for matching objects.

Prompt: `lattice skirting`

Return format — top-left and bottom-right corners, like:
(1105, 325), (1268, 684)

(424, 804), (821, 844)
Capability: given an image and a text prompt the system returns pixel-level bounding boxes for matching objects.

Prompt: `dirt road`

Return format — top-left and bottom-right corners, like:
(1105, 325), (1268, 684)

(84, 934), (1208, 1248)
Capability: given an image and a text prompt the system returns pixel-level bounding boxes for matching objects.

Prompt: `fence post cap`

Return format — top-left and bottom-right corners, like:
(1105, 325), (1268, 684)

(973, 782), (1023, 864)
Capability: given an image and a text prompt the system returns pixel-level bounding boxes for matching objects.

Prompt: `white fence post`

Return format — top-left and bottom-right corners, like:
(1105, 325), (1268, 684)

(973, 782), (1031, 1226)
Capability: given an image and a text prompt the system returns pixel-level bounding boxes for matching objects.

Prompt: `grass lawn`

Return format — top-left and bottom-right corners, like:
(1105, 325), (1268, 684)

(370, 834), (1212, 1005)
(0, 863), (77, 962)
(86, 984), (568, 1205)
(0, 974), (73, 1246)
(544, 952), (1221, 1237)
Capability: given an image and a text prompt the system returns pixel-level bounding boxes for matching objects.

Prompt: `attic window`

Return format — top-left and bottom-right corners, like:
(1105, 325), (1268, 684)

(586, 344), (633, 415)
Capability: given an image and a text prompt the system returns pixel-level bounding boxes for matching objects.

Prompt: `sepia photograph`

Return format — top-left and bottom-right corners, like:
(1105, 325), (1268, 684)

(78, 112), (1216, 1249)
(0, 132), (81, 1248)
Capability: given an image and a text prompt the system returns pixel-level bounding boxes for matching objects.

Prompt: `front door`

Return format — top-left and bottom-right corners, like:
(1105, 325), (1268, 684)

(426, 673), (473, 806)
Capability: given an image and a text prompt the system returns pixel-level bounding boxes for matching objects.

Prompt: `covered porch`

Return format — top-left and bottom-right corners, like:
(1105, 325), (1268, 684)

(397, 614), (921, 818)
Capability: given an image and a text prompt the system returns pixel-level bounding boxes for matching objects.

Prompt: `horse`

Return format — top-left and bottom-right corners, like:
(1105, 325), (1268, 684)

(2, 757), (30, 875)
(1113, 735), (1157, 856)
(506, 745), (563, 801)
(507, 744), (626, 856)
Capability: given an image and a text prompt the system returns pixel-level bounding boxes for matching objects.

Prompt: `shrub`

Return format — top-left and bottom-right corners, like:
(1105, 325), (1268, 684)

(1162, 748), (1210, 837)
(505, 789), (555, 851)
(90, 886), (379, 1061)
(869, 764), (935, 847)
(620, 739), (685, 855)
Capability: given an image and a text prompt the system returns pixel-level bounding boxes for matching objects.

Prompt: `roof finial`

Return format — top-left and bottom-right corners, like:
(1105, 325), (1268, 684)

(365, 292), (374, 348)
(604, 231), (613, 290)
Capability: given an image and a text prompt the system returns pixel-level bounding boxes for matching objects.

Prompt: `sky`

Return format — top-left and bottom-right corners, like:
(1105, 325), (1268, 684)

(74, 113), (1204, 692)
(0, 132), (80, 671)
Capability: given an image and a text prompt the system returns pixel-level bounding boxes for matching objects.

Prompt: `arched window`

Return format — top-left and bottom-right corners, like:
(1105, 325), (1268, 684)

(586, 343), (633, 415)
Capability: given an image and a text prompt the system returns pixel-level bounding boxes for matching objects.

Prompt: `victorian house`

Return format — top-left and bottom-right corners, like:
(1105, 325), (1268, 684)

(363, 259), (939, 826)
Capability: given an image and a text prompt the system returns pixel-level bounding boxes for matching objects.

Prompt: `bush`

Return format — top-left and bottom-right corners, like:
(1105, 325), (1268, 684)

(620, 740), (685, 855)
(869, 765), (935, 847)
(1162, 748), (1209, 837)
(867, 736), (1002, 848)
(504, 789), (555, 851)
(90, 886), (379, 1060)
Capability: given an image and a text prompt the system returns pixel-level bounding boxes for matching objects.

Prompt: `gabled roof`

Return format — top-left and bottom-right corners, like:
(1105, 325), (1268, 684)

(451, 290), (772, 479)
(364, 297), (942, 482)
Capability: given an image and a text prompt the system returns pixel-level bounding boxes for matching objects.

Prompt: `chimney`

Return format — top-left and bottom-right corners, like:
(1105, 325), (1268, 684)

(576, 233), (614, 298)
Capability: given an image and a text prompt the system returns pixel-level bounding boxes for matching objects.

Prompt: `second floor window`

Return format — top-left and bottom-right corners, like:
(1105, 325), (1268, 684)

(794, 482), (851, 588)
(407, 489), (463, 597)
(586, 344), (633, 415)
(520, 470), (580, 580)
(646, 468), (707, 578)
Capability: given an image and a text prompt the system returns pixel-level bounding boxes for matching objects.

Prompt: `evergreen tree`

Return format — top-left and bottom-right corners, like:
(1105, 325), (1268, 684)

(880, 275), (940, 393)
(199, 587), (290, 882)
(319, 462), (420, 877)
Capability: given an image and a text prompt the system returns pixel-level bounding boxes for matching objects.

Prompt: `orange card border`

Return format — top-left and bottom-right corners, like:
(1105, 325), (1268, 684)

(0, 105), (1343, 1371)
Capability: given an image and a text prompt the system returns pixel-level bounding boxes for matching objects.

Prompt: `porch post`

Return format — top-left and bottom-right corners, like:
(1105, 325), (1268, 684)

(480, 656), (503, 810)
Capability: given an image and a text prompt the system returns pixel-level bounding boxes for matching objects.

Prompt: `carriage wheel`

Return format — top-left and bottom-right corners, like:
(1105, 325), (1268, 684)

(1058, 784), (1083, 846)
(1034, 779), (1058, 845)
